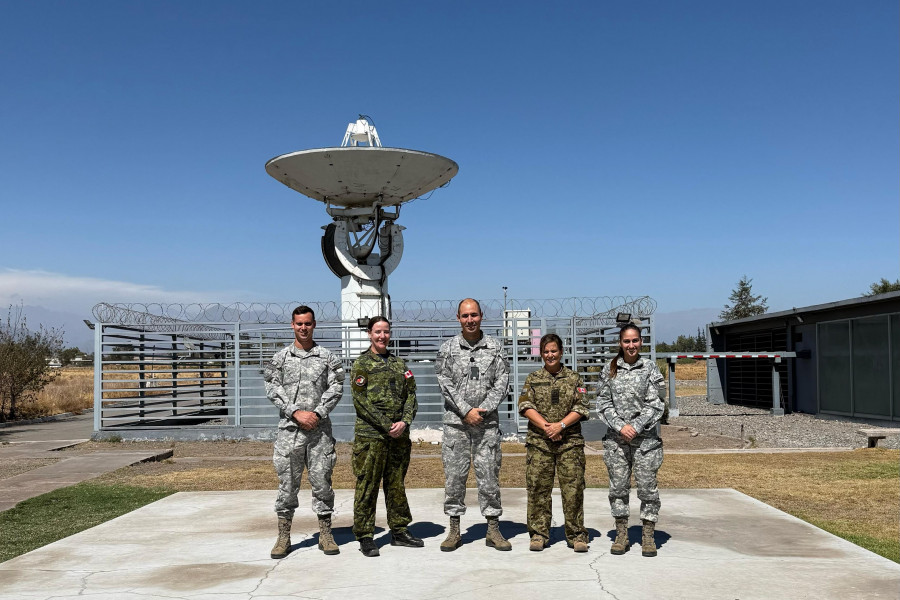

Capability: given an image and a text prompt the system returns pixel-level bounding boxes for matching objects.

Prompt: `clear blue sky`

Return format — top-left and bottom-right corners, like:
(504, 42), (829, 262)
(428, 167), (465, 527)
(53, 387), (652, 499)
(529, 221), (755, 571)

(1, 1), (897, 328)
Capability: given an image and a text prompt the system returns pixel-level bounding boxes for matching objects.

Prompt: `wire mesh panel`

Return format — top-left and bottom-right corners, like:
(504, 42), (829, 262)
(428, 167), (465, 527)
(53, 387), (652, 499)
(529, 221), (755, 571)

(92, 298), (656, 438)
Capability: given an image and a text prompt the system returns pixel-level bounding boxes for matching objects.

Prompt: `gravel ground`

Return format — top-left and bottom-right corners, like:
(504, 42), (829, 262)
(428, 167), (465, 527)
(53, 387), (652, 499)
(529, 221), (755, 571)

(671, 395), (900, 449)
(0, 458), (60, 480)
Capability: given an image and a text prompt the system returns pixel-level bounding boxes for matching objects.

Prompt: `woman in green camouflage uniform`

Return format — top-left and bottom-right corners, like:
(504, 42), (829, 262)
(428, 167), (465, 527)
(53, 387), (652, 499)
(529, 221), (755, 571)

(350, 316), (423, 557)
(518, 333), (590, 552)
(598, 323), (666, 557)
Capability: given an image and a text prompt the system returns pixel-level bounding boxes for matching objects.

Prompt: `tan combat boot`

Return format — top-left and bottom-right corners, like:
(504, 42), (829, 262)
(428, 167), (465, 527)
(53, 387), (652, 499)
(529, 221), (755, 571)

(572, 539), (589, 553)
(611, 517), (629, 555)
(317, 515), (339, 555)
(270, 516), (291, 559)
(440, 516), (462, 552)
(641, 519), (657, 557)
(529, 534), (546, 552)
(485, 517), (512, 551)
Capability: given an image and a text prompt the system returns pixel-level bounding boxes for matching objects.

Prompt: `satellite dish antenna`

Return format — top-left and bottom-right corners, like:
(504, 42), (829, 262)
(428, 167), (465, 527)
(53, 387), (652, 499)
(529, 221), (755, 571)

(265, 116), (459, 352)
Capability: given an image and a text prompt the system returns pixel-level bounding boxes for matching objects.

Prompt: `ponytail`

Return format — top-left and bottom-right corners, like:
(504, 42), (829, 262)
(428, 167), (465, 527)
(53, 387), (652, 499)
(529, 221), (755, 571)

(609, 348), (625, 378)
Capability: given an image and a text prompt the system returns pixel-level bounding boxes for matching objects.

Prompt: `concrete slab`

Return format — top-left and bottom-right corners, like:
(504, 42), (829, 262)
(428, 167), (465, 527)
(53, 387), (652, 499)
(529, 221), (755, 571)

(0, 489), (897, 599)
(0, 413), (94, 442)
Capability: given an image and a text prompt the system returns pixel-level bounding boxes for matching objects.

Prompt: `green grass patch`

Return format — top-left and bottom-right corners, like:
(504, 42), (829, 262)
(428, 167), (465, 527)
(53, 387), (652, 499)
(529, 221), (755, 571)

(803, 516), (900, 563)
(0, 482), (173, 562)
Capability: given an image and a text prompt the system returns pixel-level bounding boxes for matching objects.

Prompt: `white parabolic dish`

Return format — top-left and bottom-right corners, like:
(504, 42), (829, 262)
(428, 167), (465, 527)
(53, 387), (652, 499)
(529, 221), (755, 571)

(265, 147), (459, 208)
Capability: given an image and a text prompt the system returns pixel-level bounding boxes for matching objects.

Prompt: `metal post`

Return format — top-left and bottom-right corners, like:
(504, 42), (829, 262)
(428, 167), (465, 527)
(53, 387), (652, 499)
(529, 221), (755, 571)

(569, 316), (577, 371)
(668, 356), (679, 418)
(170, 334), (179, 417)
(771, 356), (784, 416)
(234, 323), (242, 428)
(512, 316), (520, 429)
(138, 335), (146, 419)
(93, 324), (102, 432)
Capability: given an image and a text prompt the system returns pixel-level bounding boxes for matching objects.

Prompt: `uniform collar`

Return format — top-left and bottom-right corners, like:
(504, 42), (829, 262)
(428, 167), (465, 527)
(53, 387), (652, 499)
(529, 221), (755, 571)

(289, 342), (319, 357)
(615, 355), (644, 370)
(458, 332), (487, 350)
(537, 365), (568, 379)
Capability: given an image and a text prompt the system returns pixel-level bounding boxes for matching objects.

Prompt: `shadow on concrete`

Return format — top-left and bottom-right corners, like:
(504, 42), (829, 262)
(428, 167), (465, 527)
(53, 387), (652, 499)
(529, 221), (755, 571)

(408, 520), (444, 541)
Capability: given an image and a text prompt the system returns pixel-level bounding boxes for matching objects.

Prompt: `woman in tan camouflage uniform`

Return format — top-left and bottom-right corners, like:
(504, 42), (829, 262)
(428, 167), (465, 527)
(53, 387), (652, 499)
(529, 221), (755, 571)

(350, 316), (423, 557)
(518, 333), (590, 552)
(598, 323), (666, 557)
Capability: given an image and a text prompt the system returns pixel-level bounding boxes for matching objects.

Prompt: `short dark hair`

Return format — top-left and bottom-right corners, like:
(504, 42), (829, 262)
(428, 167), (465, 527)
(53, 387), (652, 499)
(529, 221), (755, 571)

(292, 305), (315, 320)
(366, 316), (390, 331)
(457, 298), (482, 316)
(539, 333), (563, 354)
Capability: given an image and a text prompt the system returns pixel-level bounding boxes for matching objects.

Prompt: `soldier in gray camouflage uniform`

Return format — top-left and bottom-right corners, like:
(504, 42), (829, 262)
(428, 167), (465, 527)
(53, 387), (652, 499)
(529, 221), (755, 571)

(264, 306), (345, 559)
(435, 298), (512, 552)
(518, 333), (590, 553)
(597, 323), (666, 557)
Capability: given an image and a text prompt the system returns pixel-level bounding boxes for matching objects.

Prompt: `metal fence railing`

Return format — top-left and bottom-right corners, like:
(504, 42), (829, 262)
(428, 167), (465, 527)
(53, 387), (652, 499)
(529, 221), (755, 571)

(92, 311), (655, 440)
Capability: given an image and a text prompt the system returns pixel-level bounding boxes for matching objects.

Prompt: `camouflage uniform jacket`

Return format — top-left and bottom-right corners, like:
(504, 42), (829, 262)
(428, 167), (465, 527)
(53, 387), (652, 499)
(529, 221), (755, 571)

(263, 343), (345, 430)
(351, 350), (418, 440)
(597, 356), (665, 437)
(435, 333), (510, 426)
(518, 366), (590, 452)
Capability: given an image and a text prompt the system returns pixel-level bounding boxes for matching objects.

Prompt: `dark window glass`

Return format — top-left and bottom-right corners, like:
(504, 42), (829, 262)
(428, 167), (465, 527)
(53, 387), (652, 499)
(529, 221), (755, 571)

(892, 315), (900, 420)
(851, 316), (890, 418)
(819, 321), (850, 413)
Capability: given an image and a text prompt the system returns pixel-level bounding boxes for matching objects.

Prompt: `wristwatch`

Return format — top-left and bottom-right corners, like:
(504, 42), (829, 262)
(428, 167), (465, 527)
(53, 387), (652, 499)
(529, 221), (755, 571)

(559, 421), (567, 429)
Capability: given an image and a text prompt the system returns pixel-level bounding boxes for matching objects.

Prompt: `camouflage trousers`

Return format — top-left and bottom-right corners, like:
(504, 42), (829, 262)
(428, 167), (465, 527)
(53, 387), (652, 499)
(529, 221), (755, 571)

(602, 434), (663, 522)
(442, 424), (502, 517)
(273, 426), (336, 519)
(526, 444), (587, 544)
(351, 436), (413, 539)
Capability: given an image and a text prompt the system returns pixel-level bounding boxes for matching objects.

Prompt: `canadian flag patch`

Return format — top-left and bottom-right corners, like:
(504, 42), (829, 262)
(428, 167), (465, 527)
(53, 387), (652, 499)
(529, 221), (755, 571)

(404, 370), (414, 379)
(577, 387), (587, 394)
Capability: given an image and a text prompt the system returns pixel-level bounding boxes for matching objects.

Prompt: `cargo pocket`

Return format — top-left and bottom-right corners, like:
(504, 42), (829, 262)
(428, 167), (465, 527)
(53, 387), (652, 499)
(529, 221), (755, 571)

(638, 437), (663, 470)
(352, 441), (370, 478)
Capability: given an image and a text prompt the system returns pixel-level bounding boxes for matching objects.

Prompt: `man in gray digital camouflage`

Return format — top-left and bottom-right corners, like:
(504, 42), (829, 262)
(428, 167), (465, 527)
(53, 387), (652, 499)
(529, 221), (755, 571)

(264, 305), (345, 559)
(435, 298), (511, 551)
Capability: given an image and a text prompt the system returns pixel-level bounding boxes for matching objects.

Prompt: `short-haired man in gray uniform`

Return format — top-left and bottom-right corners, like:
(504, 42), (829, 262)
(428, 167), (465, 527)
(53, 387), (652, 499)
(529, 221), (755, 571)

(264, 305), (344, 559)
(435, 298), (511, 551)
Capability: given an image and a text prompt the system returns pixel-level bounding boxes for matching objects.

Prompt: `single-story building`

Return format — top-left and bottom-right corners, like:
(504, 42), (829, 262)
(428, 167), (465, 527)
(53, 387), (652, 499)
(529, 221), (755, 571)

(707, 291), (900, 421)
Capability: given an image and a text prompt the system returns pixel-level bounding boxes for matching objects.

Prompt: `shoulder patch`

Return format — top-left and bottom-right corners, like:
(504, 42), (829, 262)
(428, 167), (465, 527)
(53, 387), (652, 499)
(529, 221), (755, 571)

(403, 370), (414, 379)
(354, 375), (367, 387)
(577, 387), (587, 394)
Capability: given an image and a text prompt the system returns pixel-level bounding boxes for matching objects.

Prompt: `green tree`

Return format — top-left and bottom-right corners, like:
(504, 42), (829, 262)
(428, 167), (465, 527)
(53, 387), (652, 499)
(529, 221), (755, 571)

(0, 305), (64, 421)
(695, 327), (707, 351)
(58, 347), (83, 366)
(719, 276), (768, 321)
(863, 278), (900, 297)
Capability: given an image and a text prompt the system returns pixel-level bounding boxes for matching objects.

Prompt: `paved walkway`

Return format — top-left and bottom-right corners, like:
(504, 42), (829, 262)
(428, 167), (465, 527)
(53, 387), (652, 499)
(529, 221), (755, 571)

(1, 488), (897, 599)
(0, 415), (171, 512)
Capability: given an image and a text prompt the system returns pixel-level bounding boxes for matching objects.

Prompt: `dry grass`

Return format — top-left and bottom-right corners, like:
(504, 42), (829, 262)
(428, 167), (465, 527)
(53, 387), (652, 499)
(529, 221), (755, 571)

(103, 365), (225, 400)
(670, 360), (707, 380)
(15, 368), (93, 420)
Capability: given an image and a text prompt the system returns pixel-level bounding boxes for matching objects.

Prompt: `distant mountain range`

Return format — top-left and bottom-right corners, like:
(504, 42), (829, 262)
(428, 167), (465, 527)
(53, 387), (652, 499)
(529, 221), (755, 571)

(652, 307), (720, 345)
(14, 305), (95, 352)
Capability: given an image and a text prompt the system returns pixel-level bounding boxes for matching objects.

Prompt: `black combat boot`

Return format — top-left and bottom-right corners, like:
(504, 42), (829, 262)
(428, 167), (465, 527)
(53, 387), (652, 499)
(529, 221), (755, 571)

(391, 529), (424, 547)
